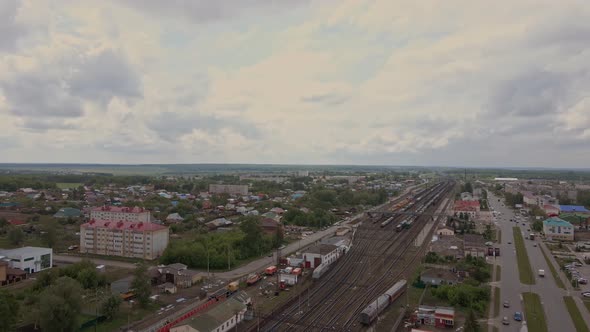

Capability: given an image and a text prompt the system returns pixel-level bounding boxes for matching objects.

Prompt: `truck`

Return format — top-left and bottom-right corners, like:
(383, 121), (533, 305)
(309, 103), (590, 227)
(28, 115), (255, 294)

(227, 281), (239, 292)
(538, 269), (545, 277)
(529, 233), (535, 240)
(265, 266), (277, 275)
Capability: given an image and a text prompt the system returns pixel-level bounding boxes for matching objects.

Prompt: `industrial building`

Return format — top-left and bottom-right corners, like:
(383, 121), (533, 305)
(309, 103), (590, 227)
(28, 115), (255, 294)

(90, 206), (152, 222)
(0, 246), (53, 273)
(80, 219), (169, 259)
(208, 184), (249, 195)
(303, 244), (341, 268)
(170, 292), (251, 332)
(543, 217), (574, 241)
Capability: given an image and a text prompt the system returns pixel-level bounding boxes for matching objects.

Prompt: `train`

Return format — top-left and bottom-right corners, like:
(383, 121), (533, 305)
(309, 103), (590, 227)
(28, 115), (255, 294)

(380, 217), (394, 228)
(359, 279), (407, 325)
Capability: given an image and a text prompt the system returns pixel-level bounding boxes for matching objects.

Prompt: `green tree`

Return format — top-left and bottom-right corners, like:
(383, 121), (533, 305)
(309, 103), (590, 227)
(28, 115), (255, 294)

(77, 268), (99, 289)
(42, 224), (58, 248)
(101, 295), (122, 320)
(463, 310), (480, 332)
(240, 216), (264, 256)
(39, 277), (83, 332)
(131, 263), (151, 308)
(0, 290), (19, 332)
(8, 227), (24, 245)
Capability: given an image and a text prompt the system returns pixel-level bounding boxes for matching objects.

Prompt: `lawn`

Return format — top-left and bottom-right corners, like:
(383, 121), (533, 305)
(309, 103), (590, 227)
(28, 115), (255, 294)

(56, 182), (83, 189)
(564, 296), (590, 332)
(585, 300), (590, 315)
(513, 227), (535, 285)
(493, 287), (500, 317)
(80, 303), (159, 332)
(496, 229), (502, 244)
(523, 292), (548, 332)
(540, 245), (565, 289)
(495, 265), (501, 282)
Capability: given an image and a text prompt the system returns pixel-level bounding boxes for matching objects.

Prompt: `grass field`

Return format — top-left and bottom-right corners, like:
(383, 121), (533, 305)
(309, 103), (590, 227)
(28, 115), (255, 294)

(513, 227), (535, 285)
(523, 292), (547, 332)
(495, 265), (501, 282)
(493, 287), (500, 317)
(56, 182), (83, 189)
(540, 245), (566, 289)
(497, 229), (502, 244)
(585, 300), (590, 314)
(564, 296), (590, 332)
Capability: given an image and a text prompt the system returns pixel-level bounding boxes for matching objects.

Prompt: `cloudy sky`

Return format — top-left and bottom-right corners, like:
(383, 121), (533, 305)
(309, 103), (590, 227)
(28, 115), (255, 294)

(1, 0), (590, 167)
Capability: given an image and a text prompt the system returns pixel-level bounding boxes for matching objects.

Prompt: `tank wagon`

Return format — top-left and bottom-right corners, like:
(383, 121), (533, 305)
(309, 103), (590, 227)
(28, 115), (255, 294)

(359, 279), (407, 325)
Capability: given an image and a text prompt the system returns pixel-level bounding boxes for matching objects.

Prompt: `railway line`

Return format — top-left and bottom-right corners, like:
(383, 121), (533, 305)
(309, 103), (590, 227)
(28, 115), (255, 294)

(259, 180), (454, 331)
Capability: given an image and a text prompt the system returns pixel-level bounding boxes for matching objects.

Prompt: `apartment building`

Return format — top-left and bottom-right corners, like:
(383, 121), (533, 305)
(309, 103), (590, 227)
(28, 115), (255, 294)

(208, 184), (249, 195)
(80, 219), (169, 259)
(90, 206), (152, 222)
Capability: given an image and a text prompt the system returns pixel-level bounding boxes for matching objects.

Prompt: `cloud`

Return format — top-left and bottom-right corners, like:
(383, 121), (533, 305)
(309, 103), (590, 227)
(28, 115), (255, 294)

(301, 93), (348, 106)
(0, 0), (26, 52)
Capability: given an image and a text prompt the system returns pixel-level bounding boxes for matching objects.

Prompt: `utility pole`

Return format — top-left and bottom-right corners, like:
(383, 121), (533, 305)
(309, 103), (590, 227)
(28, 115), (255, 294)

(227, 244), (231, 270)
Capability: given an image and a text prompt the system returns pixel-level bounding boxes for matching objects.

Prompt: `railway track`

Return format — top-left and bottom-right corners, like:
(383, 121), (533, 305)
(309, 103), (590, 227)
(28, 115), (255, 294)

(260, 181), (454, 331)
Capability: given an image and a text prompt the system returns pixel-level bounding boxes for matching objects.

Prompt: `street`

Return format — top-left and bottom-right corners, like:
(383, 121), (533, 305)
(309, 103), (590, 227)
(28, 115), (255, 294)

(488, 192), (584, 332)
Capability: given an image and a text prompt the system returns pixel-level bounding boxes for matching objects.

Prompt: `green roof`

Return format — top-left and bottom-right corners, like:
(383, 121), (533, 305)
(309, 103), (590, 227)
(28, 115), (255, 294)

(53, 207), (82, 218)
(543, 217), (573, 227)
(176, 292), (250, 331)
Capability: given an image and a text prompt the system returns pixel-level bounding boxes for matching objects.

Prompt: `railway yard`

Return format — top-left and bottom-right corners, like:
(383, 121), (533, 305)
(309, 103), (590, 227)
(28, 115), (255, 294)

(257, 180), (455, 331)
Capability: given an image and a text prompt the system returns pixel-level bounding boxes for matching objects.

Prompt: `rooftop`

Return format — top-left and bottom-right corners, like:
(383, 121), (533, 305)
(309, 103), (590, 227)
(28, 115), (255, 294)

(173, 292), (250, 331)
(560, 205), (590, 213)
(0, 246), (52, 258)
(81, 219), (168, 231)
(91, 206), (148, 213)
(304, 244), (339, 255)
(543, 217), (573, 227)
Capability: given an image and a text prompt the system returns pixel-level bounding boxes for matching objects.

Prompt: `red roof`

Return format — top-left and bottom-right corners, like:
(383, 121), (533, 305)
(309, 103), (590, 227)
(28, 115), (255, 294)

(91, 206), (147, 213)
(454, 200), (480, 211)
(81, 219), (167, 231)
(8, 219), (26, 226)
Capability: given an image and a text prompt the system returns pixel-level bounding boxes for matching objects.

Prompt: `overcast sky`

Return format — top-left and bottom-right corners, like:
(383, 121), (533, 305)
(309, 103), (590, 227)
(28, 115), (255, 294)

(1, 0), (590, 167)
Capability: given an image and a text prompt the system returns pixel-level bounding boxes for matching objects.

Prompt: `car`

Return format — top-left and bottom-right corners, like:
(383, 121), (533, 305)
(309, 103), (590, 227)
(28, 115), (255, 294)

(502, 317), (510, 325)
(581, 291), (590, 298)
(579, 278), (588, 285)
(514, 312), (523, 321)
(533, 244), (537, 247)
(503, 301), (510, 308)
(508, 241), (512, 244)
(575, 262), (583, 267)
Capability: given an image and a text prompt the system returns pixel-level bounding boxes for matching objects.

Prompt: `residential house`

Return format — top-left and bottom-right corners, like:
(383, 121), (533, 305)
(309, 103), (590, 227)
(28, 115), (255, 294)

(261, 218), (281, 235)
(205, 218), (233, 230)
(437, 227), (455, 236)
(53, 207), (82, 219)
(420, 268), (459, 286)
(166, 213), (184, 223)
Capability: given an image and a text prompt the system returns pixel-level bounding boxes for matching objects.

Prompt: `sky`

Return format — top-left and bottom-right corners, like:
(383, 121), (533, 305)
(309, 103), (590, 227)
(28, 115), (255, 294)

(1, 0), (590, 168)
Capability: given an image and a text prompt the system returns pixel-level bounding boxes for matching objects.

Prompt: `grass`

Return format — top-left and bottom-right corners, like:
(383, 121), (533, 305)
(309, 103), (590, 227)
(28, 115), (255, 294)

(513, 227), (535, 285)
(495, 265), (501, 282)
(80, 303), (159, 332)
(496, 229), (502, 244)
(523, 292), (548, 332)
(56, 182), (83, 189)
(492, 326), (499, 332)
(493, 287), (500, 317)
(540, 245), (566, 289)
(564, 296), (590, 332)
(584, 300), (590, 315)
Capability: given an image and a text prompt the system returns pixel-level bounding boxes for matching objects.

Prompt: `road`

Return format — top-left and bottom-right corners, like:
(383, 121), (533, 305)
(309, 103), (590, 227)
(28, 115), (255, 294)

(488, 192), (578, 332)
(53, 254), (137, 269)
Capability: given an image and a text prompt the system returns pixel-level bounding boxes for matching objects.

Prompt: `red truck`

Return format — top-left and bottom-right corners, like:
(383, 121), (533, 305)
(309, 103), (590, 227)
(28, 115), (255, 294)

(246, 273), (260, 286)
(265, 266), (277, 275)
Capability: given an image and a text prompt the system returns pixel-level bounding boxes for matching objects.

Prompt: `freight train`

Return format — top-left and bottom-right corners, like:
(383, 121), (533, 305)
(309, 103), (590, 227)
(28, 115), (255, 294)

(359, 279), (407, 325)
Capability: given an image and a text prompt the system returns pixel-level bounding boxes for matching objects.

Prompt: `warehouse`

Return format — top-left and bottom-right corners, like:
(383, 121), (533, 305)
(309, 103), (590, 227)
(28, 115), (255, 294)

(303, 244), (341, 268)
(0, 246), (52, 273)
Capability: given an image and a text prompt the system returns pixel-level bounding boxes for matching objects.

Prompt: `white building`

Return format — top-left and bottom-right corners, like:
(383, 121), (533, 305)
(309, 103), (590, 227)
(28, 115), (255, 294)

(170, 292), (251, 332)
(208, 184), (249, 195)
(543, 217), (574, 241)
(0, 247), (52, 273)
(90, 206), (152, 223)
(303, 244), (342, 268)
(80, 219), (169, 259)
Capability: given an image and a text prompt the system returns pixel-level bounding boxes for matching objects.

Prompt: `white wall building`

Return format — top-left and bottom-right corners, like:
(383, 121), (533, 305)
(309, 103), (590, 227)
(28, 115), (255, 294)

(0, 246), (52, 273)
(543, 217), (574, 241)
(303, 244), (342, 268)
(90, 206), (152, 222)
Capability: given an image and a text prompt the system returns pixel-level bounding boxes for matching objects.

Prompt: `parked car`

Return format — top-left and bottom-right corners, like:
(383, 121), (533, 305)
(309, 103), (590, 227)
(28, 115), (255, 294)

(579, 278), (588, 285)
(502, 317), (510, 325)
(514, 312), (523, 321)
(582, 291), (590, 298)
(575, 262), (583, 267)
(503, 301), (510, 308)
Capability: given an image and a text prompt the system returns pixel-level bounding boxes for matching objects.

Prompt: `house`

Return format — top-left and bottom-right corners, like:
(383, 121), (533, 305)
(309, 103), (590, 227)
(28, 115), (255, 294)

(0, 246), (52, 273)
(261, 218), (281, 235)
(270, 207), (285, 215)
(53, 207), (82, 219)
(420, 268), (459, 286)
(543, 217), (574, 241)
(416, 306), (455, 328)
(463, 234), (486, 258)
(543, 204), (560, 215)
(437, 227), (455, 236)
(303, 244), (341, 268)
(205, 218), (233, 230)
(151, 264), (202, 288)
(160, 282), (177, 294)
(170, 291), (251, 332)
(523, 191), (536, 206)
(166, 213), (184, 223)
(453, 201), (480, 219)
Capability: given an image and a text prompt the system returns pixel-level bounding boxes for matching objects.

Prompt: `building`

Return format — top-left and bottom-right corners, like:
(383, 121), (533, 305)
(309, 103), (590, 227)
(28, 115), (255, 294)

(303, 244), (342, 268)
(0, 246), (52, 273)
(494, 178), (518, 181)
(420, 268), (459, 286)
(543, 204), (560, 215)
(90, 206), (152, 223)
(416, 306), (455, 329)
(150, 264), (202, 288)
(463, 234), (486, 257)
(170, 292), (251, 332)
(522, 191), (536, 206)
(543, 217), (574, 241)
(437, 227), (455, 236)
(208, 184), (248, 195)
(53, 207), (82, 219)
(453, 201), (480, 219)
(80, 219), (169, 259)
(261, 218), (281, 235)
(166, 213), (185, 223)
(559, 205), (590, 214)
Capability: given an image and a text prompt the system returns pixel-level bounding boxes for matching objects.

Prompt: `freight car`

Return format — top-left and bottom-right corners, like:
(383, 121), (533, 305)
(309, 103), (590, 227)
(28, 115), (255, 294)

(359, 279), (407, 325)
(380, 217), (394, 228)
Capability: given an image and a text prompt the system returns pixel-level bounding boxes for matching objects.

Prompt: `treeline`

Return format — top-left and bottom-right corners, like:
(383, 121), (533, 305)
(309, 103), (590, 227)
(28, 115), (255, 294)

(300, 188), (388, 210)
(160, 217), (281, 269)
(282, 208), (337, 228)
(504, 192), (523, 207)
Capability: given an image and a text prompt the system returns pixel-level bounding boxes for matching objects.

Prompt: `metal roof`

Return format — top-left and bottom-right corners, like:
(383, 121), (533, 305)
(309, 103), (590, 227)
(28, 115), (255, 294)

(543, 217), (573, 227)
(559, 205), (590, 213)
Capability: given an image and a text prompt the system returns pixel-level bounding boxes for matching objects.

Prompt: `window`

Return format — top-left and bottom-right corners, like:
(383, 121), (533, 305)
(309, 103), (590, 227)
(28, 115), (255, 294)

(24, 257), (34, 262)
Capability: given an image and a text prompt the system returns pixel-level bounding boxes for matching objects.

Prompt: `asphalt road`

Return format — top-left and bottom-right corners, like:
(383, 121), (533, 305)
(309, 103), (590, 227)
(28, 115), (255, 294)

(488, 192), (576, 332)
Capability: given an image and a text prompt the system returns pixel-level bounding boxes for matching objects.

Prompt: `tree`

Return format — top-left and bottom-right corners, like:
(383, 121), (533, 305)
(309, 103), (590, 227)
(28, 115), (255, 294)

(0, 290), (19, 332)
(77, 268), (99, 289)
(101, 295), (122, 320)
(39, 277), (83, 332)
(131, 263), (151, 307)
(42, 223), (58, 248)
(463, 310), (480, 332)
(8, 227), (24, 245)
